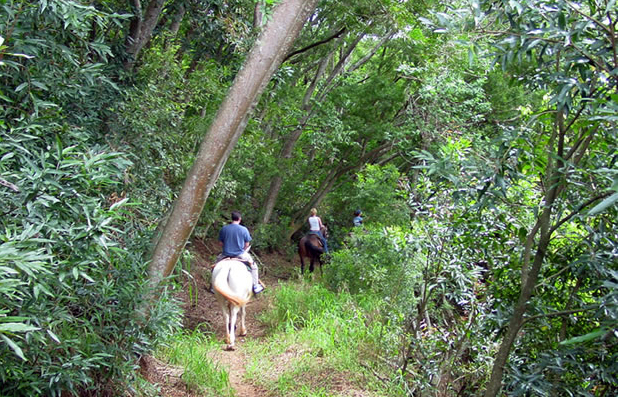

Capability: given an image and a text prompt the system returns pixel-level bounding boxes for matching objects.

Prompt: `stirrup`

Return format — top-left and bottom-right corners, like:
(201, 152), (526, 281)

(253, 284), (264, 294)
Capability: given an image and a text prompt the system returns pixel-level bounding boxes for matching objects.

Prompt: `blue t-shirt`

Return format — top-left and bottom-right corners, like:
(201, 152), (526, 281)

(353, 216), (363, 227)
(219, 223), (252, 257)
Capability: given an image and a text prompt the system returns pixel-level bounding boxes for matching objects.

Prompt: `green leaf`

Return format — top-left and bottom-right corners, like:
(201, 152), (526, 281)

(14, 82), (29, 92)
(47, 329), (61, 343)
(560, 328), (606, 345)
(588, 192), (618, 215)
(110, 197), (129, 211)
(0, 334), (27, 361)
(0, 323), (40, 333)
(80, 271), (94, 283)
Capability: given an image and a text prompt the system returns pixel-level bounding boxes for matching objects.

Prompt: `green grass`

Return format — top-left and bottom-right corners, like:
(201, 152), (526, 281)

(156, 329), (235, 397)
(243, 280), (406, 397)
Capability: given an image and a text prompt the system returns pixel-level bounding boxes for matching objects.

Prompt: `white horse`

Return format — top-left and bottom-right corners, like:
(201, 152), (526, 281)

(211, 259), (253, 350)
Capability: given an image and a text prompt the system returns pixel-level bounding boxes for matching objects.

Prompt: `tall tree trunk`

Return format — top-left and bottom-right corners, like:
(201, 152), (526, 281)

(483, 110), (567, 397)
(169, 4), (186, 38)
(253, 0), (265, 30)
(124, 0), (166, 69)
(147, 0), (320, 288)
(260, 124), (305, 224)
(482, 206), (555, 397)
(260, 50), (334, 224)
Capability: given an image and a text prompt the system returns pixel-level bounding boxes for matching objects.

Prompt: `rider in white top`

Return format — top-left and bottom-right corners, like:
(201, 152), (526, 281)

(308, 215), (321, 231)
(307, 208), (328, 253)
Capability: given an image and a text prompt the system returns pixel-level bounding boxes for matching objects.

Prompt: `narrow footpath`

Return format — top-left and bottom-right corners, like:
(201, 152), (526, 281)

(140, 237), (291, 397)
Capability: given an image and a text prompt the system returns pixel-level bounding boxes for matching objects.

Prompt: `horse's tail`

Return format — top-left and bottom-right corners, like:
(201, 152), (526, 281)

(305, 238), (324, 255)
(213, 262), (249, 306)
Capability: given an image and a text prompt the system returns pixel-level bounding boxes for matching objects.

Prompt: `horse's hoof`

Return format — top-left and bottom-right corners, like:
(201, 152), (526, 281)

(239, 331), (247, 337)
(225, 344), (236, 351)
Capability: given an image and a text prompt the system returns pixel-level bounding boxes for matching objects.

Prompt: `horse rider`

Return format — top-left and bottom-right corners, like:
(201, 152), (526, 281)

(215, 211), (264, 294)
(353, 209), (363, 227)
(308, 208), (328, 253)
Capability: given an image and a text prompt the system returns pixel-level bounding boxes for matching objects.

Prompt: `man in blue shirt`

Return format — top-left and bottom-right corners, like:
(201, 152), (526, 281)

(353, 209), (363, 227)
(216, 211), (264, 294)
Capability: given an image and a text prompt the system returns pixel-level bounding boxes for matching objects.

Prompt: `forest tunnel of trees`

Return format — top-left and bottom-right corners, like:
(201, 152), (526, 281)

(0, 0), (616, 396)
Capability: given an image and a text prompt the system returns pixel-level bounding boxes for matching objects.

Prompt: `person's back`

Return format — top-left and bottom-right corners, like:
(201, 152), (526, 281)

(219, 222), (251, 258)
(308, 215), (321, 232)
(307, 207), (328, 253)
(353, 210), (363, 227)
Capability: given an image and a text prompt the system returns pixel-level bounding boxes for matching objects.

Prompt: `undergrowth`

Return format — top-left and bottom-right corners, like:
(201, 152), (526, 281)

(155, 330), (234, 397)
(245, 281), (405, 397)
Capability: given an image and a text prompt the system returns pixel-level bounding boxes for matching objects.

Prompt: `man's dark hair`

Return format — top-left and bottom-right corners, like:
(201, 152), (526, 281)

(354, 209), (361, 216)
(231, 211), (242, 221)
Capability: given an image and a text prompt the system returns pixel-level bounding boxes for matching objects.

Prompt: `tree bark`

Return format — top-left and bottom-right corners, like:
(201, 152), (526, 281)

(124, 0), (166, 69)
(147, 0), (320, 288)
(169, 4), (186, 38)
(260, 50), (334, 224)
(253, 1), (264, 30)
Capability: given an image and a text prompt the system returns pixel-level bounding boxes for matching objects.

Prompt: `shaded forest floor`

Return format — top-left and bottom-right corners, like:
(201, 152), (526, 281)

(139, 237), (299, 397)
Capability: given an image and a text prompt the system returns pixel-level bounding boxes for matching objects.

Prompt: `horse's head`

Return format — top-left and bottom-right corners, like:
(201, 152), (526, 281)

(321, 225), (329, 238)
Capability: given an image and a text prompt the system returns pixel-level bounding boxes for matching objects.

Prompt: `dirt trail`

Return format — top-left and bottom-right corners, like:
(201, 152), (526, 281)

(140, 238), (294, 397)
(208, 295), (272, 397)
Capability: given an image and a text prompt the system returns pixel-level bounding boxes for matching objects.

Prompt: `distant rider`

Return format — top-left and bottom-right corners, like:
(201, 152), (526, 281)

(353, 209), (363, 227)
(308, 208), (328, 253)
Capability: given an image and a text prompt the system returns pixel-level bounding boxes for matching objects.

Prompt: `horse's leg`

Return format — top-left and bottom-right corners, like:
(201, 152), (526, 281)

(309, 257), (315, 273)
(221, 304), (231, 346)
(299, 250), (305, 274)
(226, 305), (240, 350)
(238, 304), (247, 337)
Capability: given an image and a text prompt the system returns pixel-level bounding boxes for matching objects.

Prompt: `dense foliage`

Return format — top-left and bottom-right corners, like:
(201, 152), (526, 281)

(0, 2), (183, 395)
(1, 0), (615, 396)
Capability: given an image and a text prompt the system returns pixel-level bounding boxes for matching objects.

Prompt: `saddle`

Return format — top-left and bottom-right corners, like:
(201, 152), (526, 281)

(218, 256), (252, 271)
(307, 231), (323, 240)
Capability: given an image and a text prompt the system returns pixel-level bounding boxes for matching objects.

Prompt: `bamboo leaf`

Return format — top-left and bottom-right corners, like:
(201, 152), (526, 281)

(0, 334), (27, 361)
(588, 192), (618, 215)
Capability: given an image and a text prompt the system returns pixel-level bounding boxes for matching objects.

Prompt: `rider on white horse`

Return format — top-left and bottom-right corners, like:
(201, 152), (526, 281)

(215, 211), (264, 294)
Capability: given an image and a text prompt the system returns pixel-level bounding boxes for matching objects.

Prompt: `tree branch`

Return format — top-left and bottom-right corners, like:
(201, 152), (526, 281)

(564, 1), (612, 36)
(345, 29), (395, 75)
(0, 178), (20, 192)
(522, 307), (595, 324)
(550, 191), (613, 233)
(282, 26), (347, 63)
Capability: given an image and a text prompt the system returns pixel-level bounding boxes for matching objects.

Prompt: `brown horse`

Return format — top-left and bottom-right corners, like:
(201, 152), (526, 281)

(298, 225), (328, 275)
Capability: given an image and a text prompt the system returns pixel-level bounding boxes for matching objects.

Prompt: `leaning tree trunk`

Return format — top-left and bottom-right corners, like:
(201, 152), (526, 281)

(286, 142), (393, 238)
(260, 50), (334, 224)
(147, 0), (320, 289)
